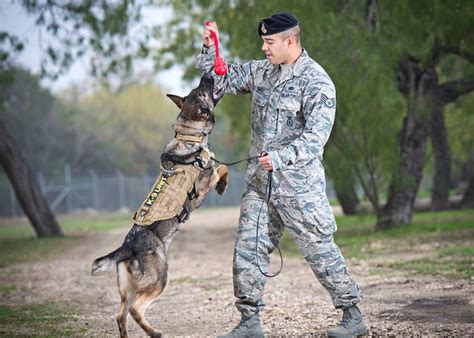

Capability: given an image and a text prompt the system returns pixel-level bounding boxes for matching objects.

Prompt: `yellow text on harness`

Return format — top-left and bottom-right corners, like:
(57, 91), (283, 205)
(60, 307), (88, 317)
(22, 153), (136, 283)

(145, 176), (168, 206)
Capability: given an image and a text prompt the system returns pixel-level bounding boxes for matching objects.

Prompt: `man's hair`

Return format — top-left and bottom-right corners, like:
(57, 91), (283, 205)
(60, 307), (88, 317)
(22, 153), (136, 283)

(280, 25), (301, 44)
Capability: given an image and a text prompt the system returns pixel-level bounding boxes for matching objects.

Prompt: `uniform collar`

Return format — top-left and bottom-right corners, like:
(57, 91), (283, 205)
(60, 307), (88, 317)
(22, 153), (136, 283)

(264, 49), (309, 78)
(292, 49), (308, 77)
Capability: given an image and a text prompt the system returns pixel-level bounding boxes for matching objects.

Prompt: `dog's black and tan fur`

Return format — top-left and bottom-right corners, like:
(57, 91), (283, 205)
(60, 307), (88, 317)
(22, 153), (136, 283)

(91, 74), (228, 337)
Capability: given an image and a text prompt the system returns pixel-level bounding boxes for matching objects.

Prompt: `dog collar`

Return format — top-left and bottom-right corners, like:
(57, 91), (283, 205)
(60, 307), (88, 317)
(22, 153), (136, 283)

(175, 133), (206, 143)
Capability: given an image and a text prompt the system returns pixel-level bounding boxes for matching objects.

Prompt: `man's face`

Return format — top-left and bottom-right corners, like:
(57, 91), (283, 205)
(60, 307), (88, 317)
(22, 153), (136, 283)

(261, 34), (290, 65)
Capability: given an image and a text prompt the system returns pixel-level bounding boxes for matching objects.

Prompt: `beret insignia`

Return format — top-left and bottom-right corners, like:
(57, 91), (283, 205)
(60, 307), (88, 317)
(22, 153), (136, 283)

(258, 12), (299, 36)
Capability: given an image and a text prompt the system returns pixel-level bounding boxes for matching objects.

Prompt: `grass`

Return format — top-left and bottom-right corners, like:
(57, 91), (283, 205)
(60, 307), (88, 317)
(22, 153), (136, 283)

(0, 303), (88, 336)
(387, 245), (474, 279)
(279, 208), (474, 278)
(0, 212), (130, 266)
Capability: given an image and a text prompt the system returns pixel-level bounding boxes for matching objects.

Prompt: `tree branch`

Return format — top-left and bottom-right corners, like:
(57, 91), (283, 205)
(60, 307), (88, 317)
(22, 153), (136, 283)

(438, 78), (474, 104)
(431, 39), (474, 67)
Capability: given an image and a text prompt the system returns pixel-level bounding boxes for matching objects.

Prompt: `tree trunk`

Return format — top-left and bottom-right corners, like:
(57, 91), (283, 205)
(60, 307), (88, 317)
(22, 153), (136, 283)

(0, 123), (63, 237)
(459, 167), (474, 208)
(377, 56), (436, 229)
(430, 105), (451, 210)
(377, 116), (430, 227)
(335, 182), (360, 215)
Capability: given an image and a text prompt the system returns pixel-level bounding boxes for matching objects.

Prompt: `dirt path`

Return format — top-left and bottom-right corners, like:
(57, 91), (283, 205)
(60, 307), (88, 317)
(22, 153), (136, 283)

(1, 207), (473, 336)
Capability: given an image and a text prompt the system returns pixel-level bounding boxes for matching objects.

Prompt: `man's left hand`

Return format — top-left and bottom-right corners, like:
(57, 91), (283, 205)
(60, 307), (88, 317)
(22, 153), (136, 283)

(258, 153), (273, 172)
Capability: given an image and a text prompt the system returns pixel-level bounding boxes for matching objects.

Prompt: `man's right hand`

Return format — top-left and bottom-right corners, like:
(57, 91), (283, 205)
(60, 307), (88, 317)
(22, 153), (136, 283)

(202, 21), (219, 48)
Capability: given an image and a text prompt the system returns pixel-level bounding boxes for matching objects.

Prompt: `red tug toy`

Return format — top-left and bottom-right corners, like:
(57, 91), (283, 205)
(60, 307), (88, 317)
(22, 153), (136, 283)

(205, 21), (227, 76)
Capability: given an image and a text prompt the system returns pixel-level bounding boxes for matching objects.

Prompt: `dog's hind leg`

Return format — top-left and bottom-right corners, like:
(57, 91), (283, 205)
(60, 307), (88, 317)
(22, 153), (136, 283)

(130, 292), (163, 337)
(116, 262), (136, 338)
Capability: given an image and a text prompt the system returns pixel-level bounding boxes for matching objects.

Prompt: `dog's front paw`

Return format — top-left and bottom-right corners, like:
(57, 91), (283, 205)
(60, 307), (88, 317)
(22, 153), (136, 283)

(215, 165), (229, 195)
(216, 179), (228, 195)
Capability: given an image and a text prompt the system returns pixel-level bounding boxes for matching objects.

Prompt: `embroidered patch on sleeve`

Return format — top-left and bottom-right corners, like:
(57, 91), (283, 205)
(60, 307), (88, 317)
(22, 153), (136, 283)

(320, 93), (336, 108)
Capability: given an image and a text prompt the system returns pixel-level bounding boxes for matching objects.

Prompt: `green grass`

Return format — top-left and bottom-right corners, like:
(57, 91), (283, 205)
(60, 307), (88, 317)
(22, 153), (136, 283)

(0, 213), (130, 266)
(0, 303), (88, 336)
(279, 208), (474, 278)
(388, 245), (474, 279)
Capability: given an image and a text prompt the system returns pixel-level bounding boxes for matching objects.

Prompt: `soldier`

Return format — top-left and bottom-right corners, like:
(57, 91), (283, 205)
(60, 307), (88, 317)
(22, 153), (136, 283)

(196, 12), (368, 337)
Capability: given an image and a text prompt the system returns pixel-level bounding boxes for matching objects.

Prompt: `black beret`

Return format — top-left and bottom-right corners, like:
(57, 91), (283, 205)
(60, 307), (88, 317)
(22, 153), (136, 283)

(258, 12), (299, 36)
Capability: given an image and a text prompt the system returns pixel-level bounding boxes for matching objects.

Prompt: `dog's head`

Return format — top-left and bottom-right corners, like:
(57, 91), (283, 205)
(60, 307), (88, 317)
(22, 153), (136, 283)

(167, 73), (224, 124)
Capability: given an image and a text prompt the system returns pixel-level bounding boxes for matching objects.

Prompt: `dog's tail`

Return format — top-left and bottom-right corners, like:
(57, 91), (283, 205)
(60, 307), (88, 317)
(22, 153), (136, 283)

(91, 246), (132, 276)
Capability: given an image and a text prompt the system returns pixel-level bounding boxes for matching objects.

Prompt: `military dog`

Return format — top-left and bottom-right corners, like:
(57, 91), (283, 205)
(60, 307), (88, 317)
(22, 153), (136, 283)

(91, 73), (228, 337)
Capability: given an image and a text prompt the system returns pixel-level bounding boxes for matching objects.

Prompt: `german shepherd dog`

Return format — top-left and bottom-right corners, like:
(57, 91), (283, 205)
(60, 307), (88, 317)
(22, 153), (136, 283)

(91, 73), (228, 337)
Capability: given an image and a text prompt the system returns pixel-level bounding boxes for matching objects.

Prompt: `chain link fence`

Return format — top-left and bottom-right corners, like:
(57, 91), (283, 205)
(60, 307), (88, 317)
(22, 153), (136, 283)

(0, 166), (247, 217)
(1, 165), (337, 218)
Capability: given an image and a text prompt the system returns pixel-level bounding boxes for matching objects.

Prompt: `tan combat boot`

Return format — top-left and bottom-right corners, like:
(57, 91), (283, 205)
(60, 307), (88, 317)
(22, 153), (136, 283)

(326, 305), (368, 337)
(218, 313), (264, 338)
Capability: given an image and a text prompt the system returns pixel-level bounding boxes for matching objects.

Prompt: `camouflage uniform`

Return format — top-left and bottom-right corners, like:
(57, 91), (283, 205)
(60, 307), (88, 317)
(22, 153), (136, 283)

(196, 47), (362, 317)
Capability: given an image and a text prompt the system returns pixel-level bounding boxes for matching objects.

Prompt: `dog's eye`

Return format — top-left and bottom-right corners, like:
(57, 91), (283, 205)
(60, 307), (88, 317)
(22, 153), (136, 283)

(201, 107), (211, 115)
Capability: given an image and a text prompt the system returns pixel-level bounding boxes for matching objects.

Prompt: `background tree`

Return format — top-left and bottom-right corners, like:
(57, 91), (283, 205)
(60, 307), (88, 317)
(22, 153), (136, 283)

(0, 0), (147, 236)
(375, 0), (474, 227)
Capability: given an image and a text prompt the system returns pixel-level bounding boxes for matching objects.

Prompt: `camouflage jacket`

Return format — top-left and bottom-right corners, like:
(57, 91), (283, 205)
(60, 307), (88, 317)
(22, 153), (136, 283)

(196, 48), (336, 197)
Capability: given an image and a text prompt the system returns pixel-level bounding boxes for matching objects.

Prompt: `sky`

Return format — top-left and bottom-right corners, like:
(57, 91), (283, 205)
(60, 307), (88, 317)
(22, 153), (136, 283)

(0, 1), (190, 95)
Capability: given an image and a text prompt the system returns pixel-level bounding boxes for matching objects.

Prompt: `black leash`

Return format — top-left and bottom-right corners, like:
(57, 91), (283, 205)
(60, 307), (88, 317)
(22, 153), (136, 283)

(212, 153), (284, 278)
(211, 155), (260, 166)
(255, 171), (283, 277)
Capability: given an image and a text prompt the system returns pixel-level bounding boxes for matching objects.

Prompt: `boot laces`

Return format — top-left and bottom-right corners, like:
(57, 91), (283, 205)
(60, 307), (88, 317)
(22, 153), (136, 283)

(229, 318), (252, 334)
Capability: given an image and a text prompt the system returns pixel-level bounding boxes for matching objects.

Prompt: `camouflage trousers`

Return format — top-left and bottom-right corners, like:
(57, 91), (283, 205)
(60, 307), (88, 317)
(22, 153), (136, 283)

(233, 189), (362, 317)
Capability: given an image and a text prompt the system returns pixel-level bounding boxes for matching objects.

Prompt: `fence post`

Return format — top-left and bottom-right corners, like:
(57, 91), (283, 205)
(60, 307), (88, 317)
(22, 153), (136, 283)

(65, 164), (72, 213)
(37, 172), (46, 194)
(116, 170), (125, 210)
(89, 169), (99, 210)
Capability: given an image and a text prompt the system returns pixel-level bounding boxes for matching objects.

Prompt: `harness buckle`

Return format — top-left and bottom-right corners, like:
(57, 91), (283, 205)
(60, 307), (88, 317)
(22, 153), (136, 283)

(194, 147), (213, 170)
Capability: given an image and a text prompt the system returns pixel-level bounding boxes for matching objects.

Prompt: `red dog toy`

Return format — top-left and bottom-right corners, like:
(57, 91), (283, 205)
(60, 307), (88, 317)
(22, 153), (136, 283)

(205, 21), (227, 76)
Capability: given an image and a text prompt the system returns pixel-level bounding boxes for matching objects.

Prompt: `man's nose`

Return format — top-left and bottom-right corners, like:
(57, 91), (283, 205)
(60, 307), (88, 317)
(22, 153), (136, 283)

(261, 43), (267, 52)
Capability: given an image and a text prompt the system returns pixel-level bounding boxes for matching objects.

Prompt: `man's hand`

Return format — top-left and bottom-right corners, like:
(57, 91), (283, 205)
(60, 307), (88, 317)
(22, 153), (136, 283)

(202, 21), (219, 48)
(258, 152), (273, 172)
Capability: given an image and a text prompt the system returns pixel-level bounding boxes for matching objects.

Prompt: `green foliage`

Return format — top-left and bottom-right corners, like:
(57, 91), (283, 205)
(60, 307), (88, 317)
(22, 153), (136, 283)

(446, 93), (474, 164)
(16, 0), (149, 80)
(0, 66), (186, 174)
(59, 82), (178, 173)
(0, 68), (68, 172)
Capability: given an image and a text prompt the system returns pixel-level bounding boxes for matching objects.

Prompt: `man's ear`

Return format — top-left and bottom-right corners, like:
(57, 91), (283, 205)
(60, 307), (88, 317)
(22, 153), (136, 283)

(166, 94), (184, 109)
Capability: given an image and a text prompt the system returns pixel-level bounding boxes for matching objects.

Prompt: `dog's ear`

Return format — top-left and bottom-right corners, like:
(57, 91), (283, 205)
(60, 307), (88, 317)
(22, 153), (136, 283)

(167, 94), (184, 109)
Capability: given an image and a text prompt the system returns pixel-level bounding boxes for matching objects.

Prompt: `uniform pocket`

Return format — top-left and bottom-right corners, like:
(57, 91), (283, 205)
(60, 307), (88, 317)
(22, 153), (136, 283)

(278, 99), (304, 134)
(326, 264), (348, 290)
(311, 195), (336, 235)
